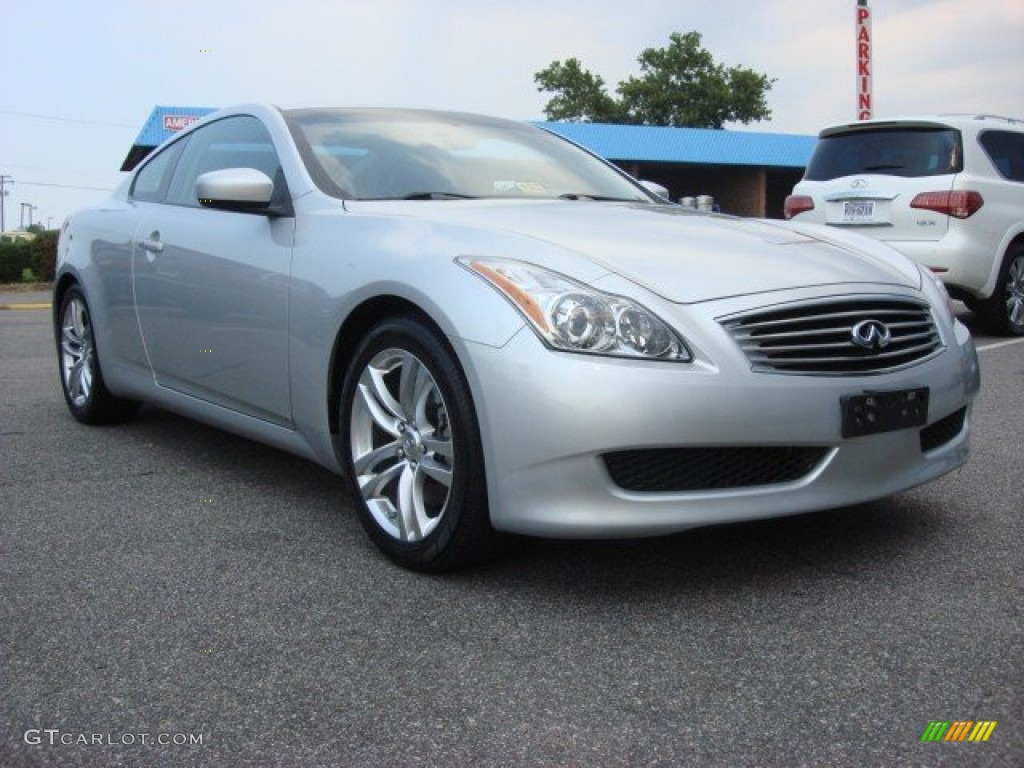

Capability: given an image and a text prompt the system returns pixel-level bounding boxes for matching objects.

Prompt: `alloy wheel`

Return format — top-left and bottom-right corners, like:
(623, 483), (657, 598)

(60, 295), (95, 408)
(349, 348), (454, 542)
(1005, 252), (1024, 333)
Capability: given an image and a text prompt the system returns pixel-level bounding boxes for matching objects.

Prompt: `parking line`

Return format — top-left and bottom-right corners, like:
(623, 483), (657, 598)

(0, 302), (51, 311)
(975, 337), (1024, 352)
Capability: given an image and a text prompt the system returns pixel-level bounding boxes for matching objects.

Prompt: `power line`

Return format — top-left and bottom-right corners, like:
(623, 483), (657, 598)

(0, 108), (136, 129)
(12, 180), (116, 192)
(0, 162), (112, 176)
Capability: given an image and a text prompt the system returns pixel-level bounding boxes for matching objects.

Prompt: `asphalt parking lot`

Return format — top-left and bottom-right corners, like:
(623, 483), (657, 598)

(2, 292), (1021, 767)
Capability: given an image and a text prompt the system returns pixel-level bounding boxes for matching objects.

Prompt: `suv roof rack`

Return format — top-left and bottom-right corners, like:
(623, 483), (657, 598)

(938, 113), (1023, 125)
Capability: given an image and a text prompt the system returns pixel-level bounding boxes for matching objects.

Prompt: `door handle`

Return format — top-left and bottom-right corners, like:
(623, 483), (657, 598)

(138, 233), (164, 254)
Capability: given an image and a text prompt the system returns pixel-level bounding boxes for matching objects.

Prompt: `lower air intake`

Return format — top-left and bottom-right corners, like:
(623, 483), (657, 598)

(603, 446), (829, 493)
(920, 408), (967, 453)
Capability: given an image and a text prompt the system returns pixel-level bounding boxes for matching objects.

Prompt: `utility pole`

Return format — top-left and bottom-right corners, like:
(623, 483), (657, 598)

(20, 202), (37, 229)
(0, 175), (11, 232)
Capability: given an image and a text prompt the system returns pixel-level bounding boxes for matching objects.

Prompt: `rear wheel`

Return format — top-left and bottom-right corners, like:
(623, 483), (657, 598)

(339, 315), (502, 571)
(978, 247), (1024, 336)
(57, 286), (140, 424)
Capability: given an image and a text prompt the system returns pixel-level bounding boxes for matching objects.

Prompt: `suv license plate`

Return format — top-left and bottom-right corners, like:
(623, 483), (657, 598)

(842, 200), (875, 222)
(841, 388), (929, 438)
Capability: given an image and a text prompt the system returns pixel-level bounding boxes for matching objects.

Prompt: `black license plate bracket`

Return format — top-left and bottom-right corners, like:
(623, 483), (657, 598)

(841, 388), (929, 438)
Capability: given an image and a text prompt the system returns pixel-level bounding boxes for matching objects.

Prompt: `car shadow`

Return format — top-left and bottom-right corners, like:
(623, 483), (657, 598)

(118, 405), (958, 594)
(462, 494), (952, 597)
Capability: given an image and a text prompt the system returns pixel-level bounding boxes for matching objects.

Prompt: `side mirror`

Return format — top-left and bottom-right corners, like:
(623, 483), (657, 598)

(638, 180), (671, 201)
(196, 168), (275, 212)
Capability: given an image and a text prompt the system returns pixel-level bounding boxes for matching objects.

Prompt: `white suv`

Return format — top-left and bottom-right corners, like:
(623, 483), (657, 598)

(785, 115), (1024, 335)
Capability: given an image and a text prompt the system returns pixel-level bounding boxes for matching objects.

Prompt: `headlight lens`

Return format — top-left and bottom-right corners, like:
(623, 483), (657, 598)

(462, 258), (691, 361)
(921, 265), (955, 323)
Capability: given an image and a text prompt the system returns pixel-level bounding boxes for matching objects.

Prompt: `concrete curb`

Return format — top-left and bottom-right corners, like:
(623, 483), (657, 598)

(0, 302), (51, 311)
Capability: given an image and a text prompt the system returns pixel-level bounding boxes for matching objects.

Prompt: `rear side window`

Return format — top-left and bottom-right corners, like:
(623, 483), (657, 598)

(804, 127), (962, 181)
(978, 130), (1024, 182)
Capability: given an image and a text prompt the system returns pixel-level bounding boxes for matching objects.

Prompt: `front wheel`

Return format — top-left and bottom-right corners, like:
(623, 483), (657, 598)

(56, 286), (140, 424)
(978, 247), (1024, 336)
(339, 315), (502, 571)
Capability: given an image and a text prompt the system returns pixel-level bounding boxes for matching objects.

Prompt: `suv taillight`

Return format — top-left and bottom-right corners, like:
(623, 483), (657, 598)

(784, 194), (815, 219)
(910, 190), (984, 219)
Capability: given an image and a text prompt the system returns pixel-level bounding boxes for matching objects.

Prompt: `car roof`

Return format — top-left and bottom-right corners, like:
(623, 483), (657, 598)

(818, 114), (1024, 138)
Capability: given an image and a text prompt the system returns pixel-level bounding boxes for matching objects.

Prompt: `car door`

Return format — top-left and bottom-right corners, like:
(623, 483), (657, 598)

(132, 115), (296, 426)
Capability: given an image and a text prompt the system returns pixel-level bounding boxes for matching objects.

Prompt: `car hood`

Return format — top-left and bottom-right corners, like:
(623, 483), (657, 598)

(379, 200), (922, 303)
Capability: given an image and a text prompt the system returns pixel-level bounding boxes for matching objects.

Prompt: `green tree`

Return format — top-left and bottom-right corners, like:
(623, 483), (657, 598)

(533, 58), (625, 124)
(26, 230), (58, 282)
(535, 32), (775, 129)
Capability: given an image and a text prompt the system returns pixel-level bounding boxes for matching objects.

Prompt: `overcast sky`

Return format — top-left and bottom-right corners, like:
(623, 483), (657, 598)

(2, 0), (1021, 228)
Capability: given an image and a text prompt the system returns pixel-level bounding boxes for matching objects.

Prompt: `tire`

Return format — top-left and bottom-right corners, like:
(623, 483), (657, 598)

(338, 315), (502, 571)
(56, 286), (141, 424)
(978, 246), (1024, 336)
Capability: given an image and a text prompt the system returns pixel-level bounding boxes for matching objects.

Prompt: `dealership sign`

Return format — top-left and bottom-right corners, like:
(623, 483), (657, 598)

(856, 1), (872, 120)
(163, 115), (201, 132)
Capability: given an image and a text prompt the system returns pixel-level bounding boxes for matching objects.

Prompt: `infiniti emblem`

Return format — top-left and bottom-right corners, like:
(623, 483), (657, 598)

(851, 319), (892, 351)
(850, 178), (868, 189)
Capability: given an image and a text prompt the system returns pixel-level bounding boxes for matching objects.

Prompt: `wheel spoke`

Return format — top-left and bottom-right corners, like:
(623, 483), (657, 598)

(68, 358), (86, 401)
(358, 459), (403, 499)
(80, 359), (93, 399)
(352, 439), (402, 475)
(61, 336), (80, 358)
(356, 371), (402, 436)
(418, 455), (453, 488)
(396, 464), (422, 541)
(421, 433), (452, 460)
(400, 355), (433, 425)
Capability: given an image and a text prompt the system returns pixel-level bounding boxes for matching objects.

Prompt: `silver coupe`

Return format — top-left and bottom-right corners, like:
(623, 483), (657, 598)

(54, 105), (981, 570)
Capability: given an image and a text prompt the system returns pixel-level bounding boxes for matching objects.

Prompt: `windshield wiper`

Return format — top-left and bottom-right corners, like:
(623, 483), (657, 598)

(401, 192), (478, 200)
(558, 193), (643, 202)
(862, 164), (905, 172)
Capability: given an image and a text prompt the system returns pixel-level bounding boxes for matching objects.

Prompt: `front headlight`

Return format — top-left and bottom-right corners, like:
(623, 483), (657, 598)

(920, 265), (955, 324)
(461, 257), (692, 361)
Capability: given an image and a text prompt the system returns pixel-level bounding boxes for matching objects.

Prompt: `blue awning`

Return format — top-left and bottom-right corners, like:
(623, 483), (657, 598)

(121, 105), (217, 171)
(536, 121), (816, 169)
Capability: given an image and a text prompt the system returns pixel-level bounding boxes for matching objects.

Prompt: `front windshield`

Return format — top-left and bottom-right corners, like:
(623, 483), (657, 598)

(284, 108), (653, 202)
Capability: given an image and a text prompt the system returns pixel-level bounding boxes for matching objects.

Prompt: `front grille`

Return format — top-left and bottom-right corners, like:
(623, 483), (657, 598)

(721, 297), (943, 375)
(603, 446), (829, 493)
(920, 408), (967, 452)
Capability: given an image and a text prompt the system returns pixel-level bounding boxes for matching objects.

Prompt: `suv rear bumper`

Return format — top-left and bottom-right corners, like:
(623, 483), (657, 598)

(879, 232), (999, 299)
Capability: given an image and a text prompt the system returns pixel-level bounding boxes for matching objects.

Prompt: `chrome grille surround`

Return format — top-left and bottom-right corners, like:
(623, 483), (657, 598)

(720, 296), (944, 375)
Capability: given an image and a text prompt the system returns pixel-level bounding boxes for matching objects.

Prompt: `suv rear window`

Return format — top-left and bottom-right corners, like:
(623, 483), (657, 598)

(804, 127), (962, 181)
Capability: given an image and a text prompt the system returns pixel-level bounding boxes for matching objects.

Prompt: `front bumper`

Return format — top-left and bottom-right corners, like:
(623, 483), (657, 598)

(460, 301), (979, 538)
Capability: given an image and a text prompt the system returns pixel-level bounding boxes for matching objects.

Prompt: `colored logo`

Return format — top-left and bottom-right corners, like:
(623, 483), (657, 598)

(163, 115), (201, 132)
(920, 720), (997, 742)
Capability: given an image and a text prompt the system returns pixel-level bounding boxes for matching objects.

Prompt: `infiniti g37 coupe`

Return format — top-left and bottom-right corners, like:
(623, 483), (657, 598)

(54, 104), (981, 570)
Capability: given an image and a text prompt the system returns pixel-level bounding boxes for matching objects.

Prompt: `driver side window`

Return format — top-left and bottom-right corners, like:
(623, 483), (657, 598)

(165, 116), (285, 207)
